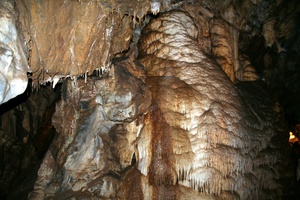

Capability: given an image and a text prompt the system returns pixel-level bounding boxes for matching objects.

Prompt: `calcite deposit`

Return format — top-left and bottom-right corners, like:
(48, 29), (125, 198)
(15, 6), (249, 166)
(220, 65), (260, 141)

(0, 0), (29, 104)
(137, 10), (288, 199)
(1, 0), (300, 199)
(25, 9), (290, 200)
(28, 58), (152, 199)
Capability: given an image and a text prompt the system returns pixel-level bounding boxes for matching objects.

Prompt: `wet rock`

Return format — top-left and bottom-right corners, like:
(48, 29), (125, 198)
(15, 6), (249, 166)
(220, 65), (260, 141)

(236, 55), (259, 81)
(0, 1), (298, 199)
(211, 18), (237, 82)
(242, 64), (259, 81)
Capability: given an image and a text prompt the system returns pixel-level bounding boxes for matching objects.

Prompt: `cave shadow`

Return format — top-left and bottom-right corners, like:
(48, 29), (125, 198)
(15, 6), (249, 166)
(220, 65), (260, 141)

(0, 81), (61, 200)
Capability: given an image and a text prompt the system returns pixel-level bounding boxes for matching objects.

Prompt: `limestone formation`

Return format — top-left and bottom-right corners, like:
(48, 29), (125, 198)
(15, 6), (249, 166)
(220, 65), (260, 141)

(0, 0), (29, 104)
(28, 59), (152, 199)
(0, 0), (300, 199)
(15, 0), (151, 86)
(24, 10), (290, 200)
(0, 85), (60, 199)
(236, 55), (259, 81)
(137, 10), (288, 199)
(210, 18), (236, 82)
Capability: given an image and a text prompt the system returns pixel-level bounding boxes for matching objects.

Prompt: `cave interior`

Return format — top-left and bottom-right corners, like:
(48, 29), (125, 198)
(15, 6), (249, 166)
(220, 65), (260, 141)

(0, 0), (300, 199)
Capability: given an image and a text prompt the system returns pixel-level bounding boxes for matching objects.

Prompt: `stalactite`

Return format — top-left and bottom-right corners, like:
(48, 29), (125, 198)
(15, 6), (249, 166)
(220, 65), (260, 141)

(230, 26), (239, 79)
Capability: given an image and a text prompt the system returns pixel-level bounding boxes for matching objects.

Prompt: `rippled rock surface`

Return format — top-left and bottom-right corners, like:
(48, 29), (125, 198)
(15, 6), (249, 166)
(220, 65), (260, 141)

(137, 10), (289, 199)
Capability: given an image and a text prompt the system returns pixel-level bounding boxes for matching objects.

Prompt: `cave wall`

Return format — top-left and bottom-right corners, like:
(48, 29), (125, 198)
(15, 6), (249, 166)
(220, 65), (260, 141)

(0, 84), (60, 199)
(0, 0), (300, 199)
(28, 9), (292, 200)
(15, 0), (152, 86)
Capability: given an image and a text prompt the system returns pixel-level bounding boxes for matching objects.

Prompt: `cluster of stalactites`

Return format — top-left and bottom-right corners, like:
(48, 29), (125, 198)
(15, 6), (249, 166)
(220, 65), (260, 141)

(15, 0), (173, 88)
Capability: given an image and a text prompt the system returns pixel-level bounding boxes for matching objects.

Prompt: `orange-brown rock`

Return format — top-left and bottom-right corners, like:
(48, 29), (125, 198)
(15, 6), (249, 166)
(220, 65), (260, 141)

(15, 0), (151, 85)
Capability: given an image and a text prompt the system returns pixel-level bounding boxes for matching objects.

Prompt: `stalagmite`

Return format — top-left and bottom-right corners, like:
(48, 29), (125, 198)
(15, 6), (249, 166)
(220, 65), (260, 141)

(230, 26), (240, 78)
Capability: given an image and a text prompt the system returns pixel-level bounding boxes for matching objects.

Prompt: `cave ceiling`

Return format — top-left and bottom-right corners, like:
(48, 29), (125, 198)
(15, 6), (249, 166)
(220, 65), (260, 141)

(0, 0), (297, 122)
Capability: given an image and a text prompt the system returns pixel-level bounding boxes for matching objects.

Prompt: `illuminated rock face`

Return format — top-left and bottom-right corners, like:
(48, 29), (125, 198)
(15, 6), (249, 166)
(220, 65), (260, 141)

(210, 18), (237, 82)
(15, 0), (151, 86)
(28, 59), (152, 199)
(27, 10), (290, 200)
(0, 0), (299, 199)
(0, 0), (29, 104)
(137, 10), (288, 199)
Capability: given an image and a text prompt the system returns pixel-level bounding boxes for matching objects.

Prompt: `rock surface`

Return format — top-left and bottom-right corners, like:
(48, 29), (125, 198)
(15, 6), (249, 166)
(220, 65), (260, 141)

(0, 0), (300, 199)
(28, 58), (152, 199)
(0, 85), (60, 199)
(27, 10), (292, 200)
(15, 0), (153, 86)
(138, 10), (289, 199)
(0, 0), (29, 104)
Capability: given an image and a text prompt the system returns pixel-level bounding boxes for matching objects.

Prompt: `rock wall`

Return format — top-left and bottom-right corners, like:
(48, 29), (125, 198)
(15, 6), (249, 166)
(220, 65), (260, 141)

(28, 58), (152, 199)
(0, 85), (60, 199)
(137, 10), (290, 199)
(0, 0), (299, 199)
(27, 10), (292, 200)
(15, 0), (153, 86)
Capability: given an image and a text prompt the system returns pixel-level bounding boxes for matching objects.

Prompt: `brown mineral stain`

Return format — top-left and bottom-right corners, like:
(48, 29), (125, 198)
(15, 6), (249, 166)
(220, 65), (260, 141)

(146, 89), (178, 186)
(151, 184), (179, 200)
(57, 33), (64, 49)
(121, 167), (144, 200)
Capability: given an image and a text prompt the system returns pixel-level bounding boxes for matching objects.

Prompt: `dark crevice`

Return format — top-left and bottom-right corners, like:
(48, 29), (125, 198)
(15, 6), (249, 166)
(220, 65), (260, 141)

(0, 82), (61, 199)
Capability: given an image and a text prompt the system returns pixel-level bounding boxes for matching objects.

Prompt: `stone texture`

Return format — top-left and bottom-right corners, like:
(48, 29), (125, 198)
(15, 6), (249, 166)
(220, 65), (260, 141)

(210, 18), (237, 82)
(0, 0), (300, 199)
(15, 0), (153, 86)
(28, 58), (151, 199)
(137, 10), (290, 199)
(27, 9), (292, 200)
(0, 0), (29, 104)
(9, 0), (300, 123)
(236, 55), (259, 81)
